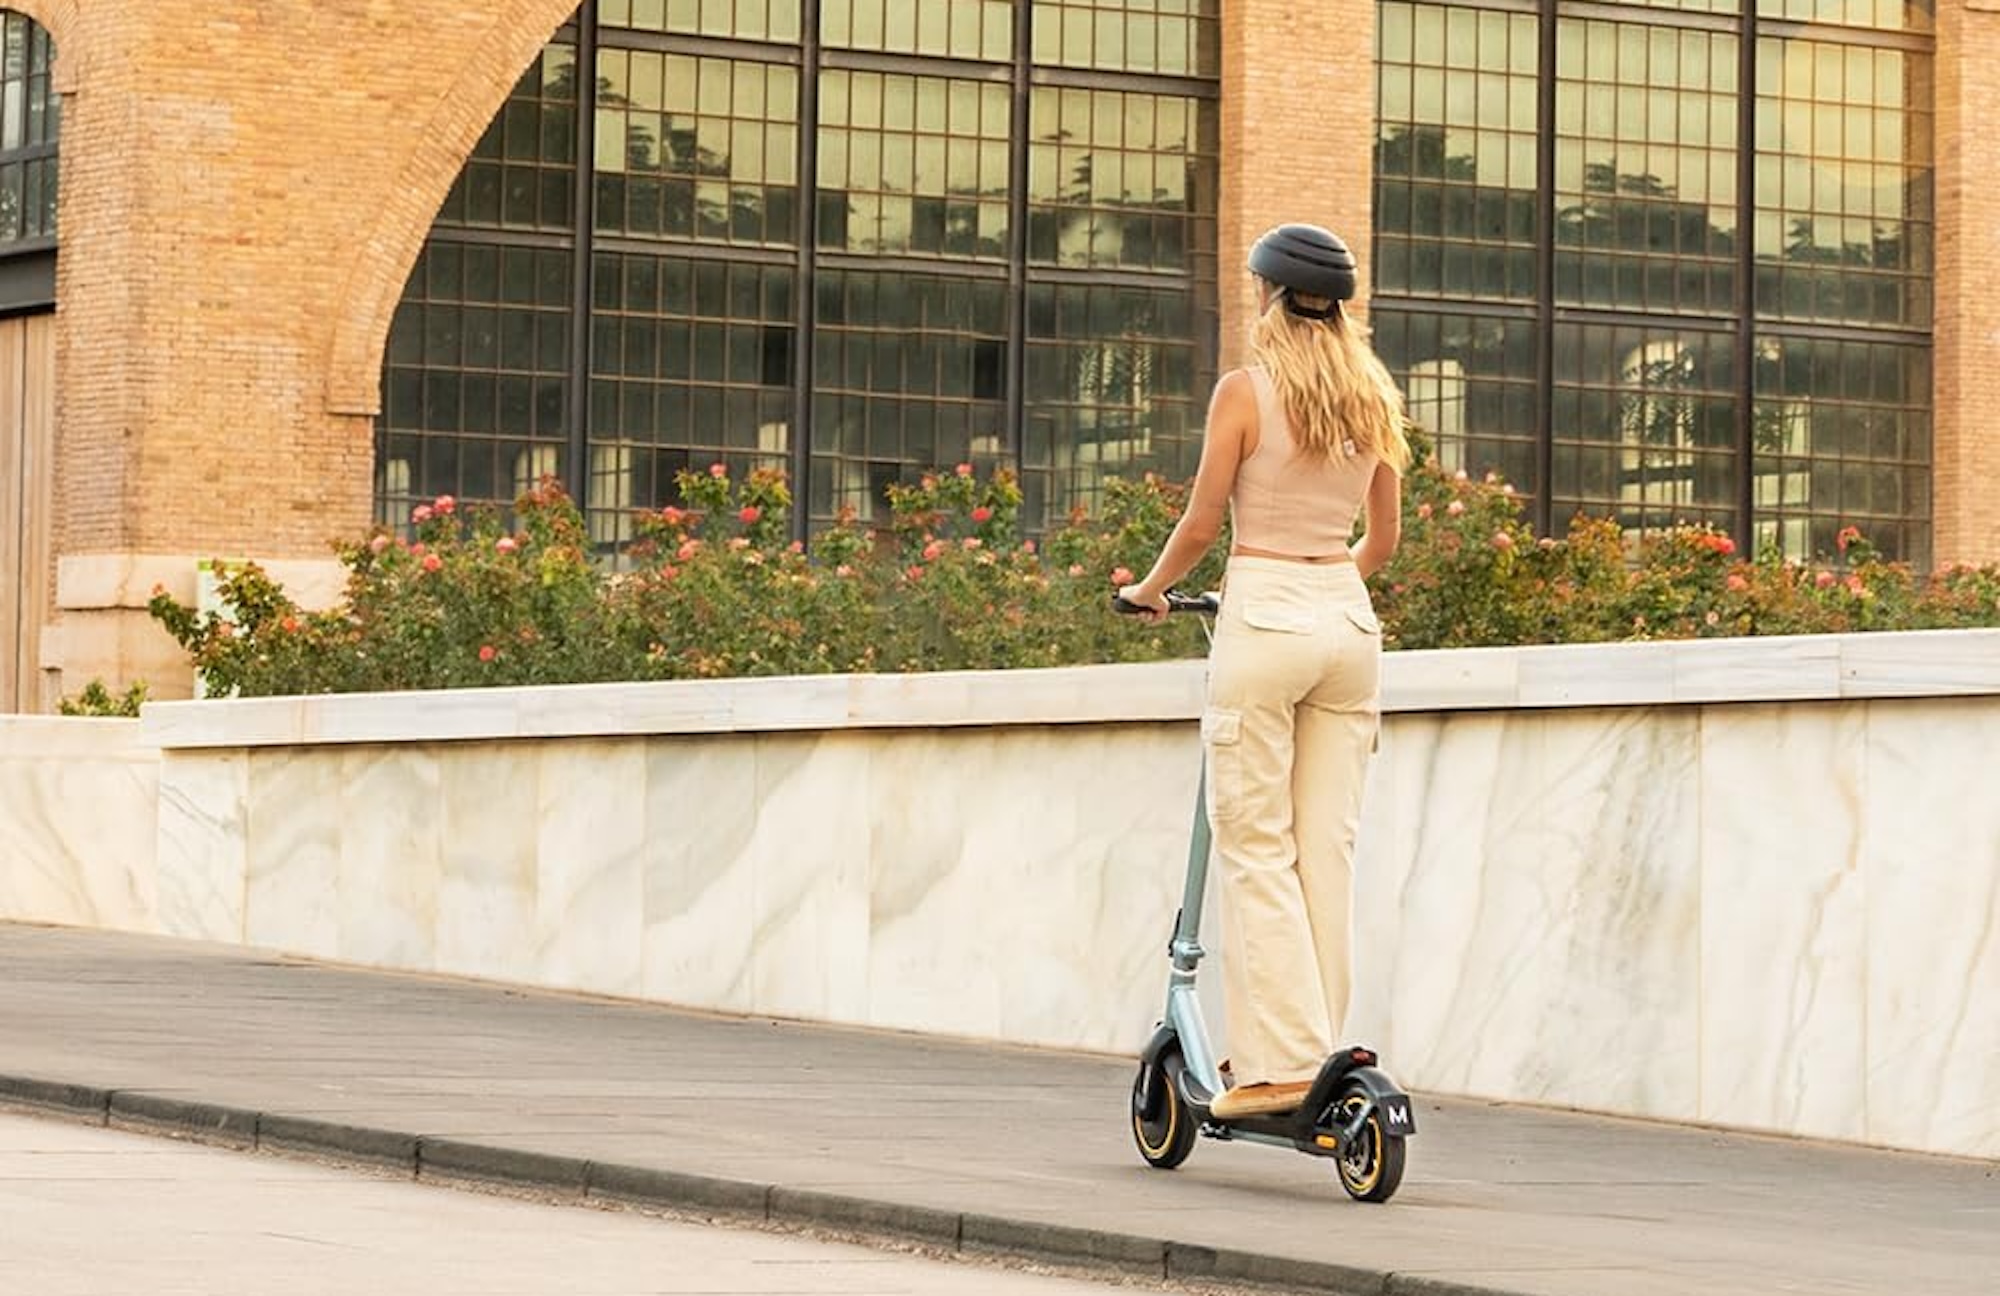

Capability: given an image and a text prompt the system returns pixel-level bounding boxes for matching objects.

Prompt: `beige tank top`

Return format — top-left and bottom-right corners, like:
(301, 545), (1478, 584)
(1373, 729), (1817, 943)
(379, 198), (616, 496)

(1231, 366), (1379, 557)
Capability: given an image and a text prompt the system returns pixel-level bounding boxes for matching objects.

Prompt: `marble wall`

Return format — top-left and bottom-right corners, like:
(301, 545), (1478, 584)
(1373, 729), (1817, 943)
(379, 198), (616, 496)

(0, 718), (158, 932)
(9, 638), (1997, 1160)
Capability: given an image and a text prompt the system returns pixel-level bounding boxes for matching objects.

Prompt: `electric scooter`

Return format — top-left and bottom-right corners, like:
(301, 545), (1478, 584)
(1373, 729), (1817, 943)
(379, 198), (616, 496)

(1113, 590), (1415, 1202)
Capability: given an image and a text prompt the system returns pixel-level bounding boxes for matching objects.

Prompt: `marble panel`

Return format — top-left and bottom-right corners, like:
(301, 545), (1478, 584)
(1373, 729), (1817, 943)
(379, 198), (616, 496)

(1699, 703), (1868, 1142)
(1517, 642), (1678, 709)
(0, 754), (157, 931)
(155, 751), (248, 942)
(534, 739), (647, 997)
(242, 751), (341, 957)
(1671, 635), (1842, 704)
(436, 742), (539, 982)
(747, 732), (872, 1022)
(1381, 646), (1521, 713)
(1839, 629), (2000, 698)
(337, 744), (443, 972)
(640, 734), (760, 1013)
(1857, 699), (2000, 1159)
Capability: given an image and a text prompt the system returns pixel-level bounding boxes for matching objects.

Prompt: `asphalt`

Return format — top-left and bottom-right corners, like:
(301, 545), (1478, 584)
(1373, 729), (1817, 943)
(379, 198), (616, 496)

(1, 922), (1995, 1296)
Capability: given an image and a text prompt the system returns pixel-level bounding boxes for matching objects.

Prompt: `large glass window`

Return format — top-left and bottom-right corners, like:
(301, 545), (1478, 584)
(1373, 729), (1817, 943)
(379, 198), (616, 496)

(1374, 0), (1934, 565)
(0, 10), (57, 249)
(378, 3), (1218, 539)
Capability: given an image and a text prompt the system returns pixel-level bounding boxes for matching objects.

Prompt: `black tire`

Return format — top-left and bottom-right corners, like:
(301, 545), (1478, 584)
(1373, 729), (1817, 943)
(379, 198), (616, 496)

(1130, 1049), (1198, 1170)
(1331, 1080), (1407, 1202)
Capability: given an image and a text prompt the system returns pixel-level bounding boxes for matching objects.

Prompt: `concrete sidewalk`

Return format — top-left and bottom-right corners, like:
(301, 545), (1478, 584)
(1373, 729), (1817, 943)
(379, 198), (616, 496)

(1, 923), (1993, 1296)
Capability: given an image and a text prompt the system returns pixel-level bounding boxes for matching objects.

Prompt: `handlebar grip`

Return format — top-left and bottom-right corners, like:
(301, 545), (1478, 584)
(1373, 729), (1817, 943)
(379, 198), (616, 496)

(1111, 591), (1221, 616)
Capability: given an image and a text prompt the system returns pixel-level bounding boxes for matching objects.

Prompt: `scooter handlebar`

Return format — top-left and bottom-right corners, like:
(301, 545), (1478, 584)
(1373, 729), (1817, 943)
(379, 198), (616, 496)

(1111, 590), (1221, 616)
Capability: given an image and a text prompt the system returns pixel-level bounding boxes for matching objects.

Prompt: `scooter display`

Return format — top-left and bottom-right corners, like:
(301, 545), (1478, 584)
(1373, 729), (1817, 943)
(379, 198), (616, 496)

(1112, 589), (1415, 1202)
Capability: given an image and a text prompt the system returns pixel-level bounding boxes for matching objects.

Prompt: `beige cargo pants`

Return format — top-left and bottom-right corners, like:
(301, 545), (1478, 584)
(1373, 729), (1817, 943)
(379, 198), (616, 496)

(1202, 556), (1382, 1086)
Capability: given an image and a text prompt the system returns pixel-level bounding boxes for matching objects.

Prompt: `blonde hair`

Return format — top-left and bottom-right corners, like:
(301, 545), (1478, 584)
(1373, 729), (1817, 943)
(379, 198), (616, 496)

(1248, 284), (1411, 472)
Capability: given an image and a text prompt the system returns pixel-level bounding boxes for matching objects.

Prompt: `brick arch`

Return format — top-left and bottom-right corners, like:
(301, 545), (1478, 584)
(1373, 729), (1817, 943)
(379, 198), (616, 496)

(323, 0), (583, 416)
(6, 0), (84, 92)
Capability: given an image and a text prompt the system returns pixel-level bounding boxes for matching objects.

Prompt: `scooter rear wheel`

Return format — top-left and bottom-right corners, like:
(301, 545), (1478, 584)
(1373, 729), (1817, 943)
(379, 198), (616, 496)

(1331, 1080), (1406, 1202)
(1130, 1049), (1198, 1170)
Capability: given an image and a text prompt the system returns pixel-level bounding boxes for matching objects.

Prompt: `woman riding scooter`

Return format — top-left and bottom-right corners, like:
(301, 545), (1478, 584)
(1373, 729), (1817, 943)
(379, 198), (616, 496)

(1118, 223), (1410, 1121)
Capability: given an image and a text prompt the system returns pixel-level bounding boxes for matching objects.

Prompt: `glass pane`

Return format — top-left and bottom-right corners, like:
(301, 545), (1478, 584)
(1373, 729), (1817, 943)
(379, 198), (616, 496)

(1020, 280), (1213, 530)
(1553, 16), (1739, 315)
(823, 0), (1014, 62)
(819, 70), (1009, 259)
(1031, 0), (1217, 77)
(603, 0), (805, 41)
(1027, 86), (1217, 272)
(1372, 306), (1541, 491)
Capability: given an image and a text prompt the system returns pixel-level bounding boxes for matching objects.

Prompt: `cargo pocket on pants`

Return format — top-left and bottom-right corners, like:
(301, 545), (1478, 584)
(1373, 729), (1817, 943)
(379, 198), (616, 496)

(1202, 706), (1245, 822)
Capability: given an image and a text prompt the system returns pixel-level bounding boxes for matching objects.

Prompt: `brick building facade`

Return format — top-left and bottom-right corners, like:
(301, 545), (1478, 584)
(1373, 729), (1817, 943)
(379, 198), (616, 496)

(0, 0), (1986, 709)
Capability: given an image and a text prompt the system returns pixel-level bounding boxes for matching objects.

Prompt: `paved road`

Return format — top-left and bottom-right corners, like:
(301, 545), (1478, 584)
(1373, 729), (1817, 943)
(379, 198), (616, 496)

(2, 923), (1996, 1296)
(0, 1113), (1163, 1295)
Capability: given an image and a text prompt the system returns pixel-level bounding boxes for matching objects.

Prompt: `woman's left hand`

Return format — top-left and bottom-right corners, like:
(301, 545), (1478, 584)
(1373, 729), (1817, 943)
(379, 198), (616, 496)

(1119, 583), (1169, 622)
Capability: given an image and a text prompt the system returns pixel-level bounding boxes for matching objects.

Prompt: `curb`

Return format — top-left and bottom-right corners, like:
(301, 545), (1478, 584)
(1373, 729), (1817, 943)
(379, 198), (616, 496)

(0, 1071), (1503, 1296)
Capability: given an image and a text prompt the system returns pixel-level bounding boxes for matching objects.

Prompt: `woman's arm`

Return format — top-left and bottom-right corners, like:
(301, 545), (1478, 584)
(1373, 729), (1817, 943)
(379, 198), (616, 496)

(1350, 460), (1403, 580)
(1120, 370), (1254, 615)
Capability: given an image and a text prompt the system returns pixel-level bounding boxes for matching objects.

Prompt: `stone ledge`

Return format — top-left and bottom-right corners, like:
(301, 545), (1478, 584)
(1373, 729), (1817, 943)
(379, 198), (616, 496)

(136, 628), (2000, 751)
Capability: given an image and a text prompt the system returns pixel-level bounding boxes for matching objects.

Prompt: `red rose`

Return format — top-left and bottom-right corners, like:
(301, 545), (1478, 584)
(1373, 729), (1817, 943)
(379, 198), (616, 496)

(479, 645), (496, 662)
(421, 554), (443, 573)
(971, 506), (993, 523)
(738, 505), (761, 524)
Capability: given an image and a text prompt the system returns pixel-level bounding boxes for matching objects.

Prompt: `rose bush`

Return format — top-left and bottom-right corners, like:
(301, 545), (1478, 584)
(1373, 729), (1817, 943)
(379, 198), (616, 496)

(149, 459), (2000, 698)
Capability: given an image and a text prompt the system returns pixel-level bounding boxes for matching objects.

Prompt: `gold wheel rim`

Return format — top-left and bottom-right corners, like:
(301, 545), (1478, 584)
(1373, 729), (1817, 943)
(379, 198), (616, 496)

(1134, 1075), (1180, 1159)
(1337, 1097), (1384, 1196)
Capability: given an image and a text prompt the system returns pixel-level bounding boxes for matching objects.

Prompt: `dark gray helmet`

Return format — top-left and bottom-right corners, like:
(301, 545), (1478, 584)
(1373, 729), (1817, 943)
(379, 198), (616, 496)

(1248, 224), (1356, 319)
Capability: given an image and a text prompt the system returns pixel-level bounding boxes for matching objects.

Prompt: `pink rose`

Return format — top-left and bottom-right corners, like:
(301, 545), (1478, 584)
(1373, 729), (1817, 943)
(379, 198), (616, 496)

(1727, 573), (1749, 592)
(1815, 570), (1836, 589)
(788, 540), (804, 554)
(1846, 575), (1866, 595)
(1068, 564), (1085, 577)
(411, 505), (433, 524)
(963, 537), (982, 550)
(709, 462), (727, 478)
(922, 540), (944, 562)
(1111, 566), (1134, 585)
(1021, 540), (1036, 555)
(905, 564), (924, 581)
(738, 505), (761, 524)
(835, 564), (854, 578)
(410, 542), (427, 557)
(496, 536), (518, 554)
(369, 534), (391, 555)
(727, 537), (750, 551)
(280, 615), (300, 633)
(478, 645), (496, 663)
(661, 506), (685, 527)
(421, 554), (443, 573)
(971, 506), (993, 523)
(1446, 500), (1465, 517)
(1705, 610), (1720, 627)
(955, 463), (973, 477)
(1416, 502), (1433, 520)
(677, 539), (701, 561)
(1491, 531), (1514, 551)
(1837, 525), (1862, 552)
(434, 495), (456, 516)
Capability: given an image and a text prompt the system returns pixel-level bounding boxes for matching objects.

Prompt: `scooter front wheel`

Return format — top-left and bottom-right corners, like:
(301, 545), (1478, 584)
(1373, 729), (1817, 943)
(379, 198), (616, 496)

(1130, 1049), (1198, 1170)
(1331, 1080), (1407, 1202)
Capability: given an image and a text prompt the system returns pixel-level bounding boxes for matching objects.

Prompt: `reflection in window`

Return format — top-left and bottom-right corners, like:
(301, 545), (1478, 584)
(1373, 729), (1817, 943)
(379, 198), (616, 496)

(1756, 0), (1931, 34)
(377, 243), (574, 527)
(598, 0), (802, 41)
(595, 51), (798, 246)
(1027, 86), (1216, 271)
(1031, 0), (1218, 76)
(1373, 309), (1539, 487)
(438, 45), (578, 232)
(1375, 2), (1538, 301)
(824, 0), (1014, 61)
(381, 6), (1219, 539)
(1752, 38), (1930, 328)
(589, 253), (795, 542)
(1553, 18), (1739, 316)
(811, 271), (1008, 520)
(818, 71), (1010, 258)
(0, 11), (55, 245)
(1022, 280), (1207, 525)
(1373, 0), (1933, 566)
